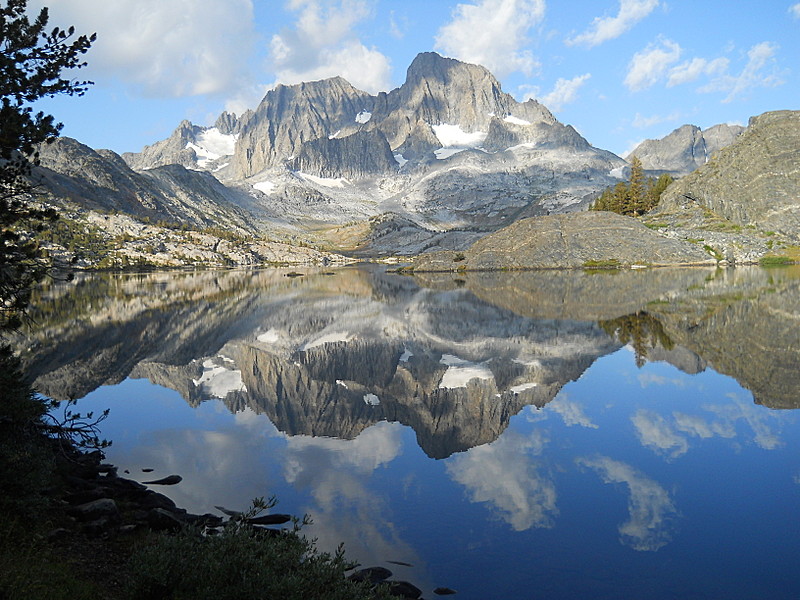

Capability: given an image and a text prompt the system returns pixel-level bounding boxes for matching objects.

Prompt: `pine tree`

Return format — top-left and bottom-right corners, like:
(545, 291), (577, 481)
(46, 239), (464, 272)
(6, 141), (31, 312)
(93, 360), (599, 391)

(628, 156), (646, 215)
(0, 0), (95, 326)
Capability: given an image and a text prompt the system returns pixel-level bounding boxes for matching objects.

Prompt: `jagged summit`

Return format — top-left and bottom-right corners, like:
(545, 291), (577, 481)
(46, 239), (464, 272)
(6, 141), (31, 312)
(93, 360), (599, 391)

(50, 51), (630, 250)
(627, 122), (745, 175)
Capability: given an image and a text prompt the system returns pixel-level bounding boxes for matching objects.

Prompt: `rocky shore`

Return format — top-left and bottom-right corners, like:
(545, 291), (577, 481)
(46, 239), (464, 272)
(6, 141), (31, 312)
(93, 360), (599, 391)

(43, 442), (440, 599)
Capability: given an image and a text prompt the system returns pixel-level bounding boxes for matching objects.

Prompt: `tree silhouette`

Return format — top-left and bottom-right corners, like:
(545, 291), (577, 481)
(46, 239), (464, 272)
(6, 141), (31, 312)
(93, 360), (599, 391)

(0, 0), (95, 327)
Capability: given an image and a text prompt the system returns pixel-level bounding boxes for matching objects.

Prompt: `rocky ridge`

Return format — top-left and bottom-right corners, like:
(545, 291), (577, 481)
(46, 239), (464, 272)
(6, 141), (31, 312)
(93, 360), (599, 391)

(410, 211), (716, 271)
(115, 52), (627, 242)
(627, 123), (745, 175)
(657, 111), (800, 240)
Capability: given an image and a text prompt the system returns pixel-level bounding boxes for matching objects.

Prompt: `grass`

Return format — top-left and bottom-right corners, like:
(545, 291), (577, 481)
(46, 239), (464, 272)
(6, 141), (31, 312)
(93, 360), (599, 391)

(128, 503), (392, 600)
(582, 259), (621, 269)
(703, 245), (723, 261)
(759, 255), (794, 266)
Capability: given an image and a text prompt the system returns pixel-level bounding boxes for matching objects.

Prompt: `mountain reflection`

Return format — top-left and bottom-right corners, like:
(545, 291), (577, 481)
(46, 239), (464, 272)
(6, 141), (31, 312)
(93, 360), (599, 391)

(13, 264), (800, 459)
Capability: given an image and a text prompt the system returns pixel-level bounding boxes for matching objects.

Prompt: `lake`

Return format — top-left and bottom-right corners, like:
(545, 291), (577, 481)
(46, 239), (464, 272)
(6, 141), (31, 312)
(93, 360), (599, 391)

(15, 265), (800, 599)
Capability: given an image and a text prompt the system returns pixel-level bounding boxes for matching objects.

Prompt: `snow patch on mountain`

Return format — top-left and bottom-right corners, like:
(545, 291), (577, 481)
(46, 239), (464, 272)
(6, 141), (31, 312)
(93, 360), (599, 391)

(432, 124), (487, 148)
(510, 382), (538, 394)
(504, 115), (531, 126)
(363, 393), (380, 406)
(295, 172), (352, 188)
(300, 331), (353, 351)
(355, 110), (372, 124)
(439, 354), (494, 389)
(185, 128), (238, 168)
(192, 358), (247, 398)
(253, 181), (277, 194)
(434, 148), (468, 160)
(609, 166), (626, 179)
(257, 329), (280, 343)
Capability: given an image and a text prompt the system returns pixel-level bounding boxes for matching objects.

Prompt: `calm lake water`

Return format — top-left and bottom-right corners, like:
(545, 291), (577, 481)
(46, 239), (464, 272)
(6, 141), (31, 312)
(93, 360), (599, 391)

(15, 265), (800, 599)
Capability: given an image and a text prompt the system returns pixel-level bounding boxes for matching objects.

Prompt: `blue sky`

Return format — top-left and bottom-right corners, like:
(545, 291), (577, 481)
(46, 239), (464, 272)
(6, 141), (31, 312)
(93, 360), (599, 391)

(32, 0), (799, 158)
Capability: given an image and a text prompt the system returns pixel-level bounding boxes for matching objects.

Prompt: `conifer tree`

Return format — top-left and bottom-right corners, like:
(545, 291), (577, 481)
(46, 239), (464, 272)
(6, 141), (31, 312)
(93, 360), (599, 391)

(0, 0), (94, 326)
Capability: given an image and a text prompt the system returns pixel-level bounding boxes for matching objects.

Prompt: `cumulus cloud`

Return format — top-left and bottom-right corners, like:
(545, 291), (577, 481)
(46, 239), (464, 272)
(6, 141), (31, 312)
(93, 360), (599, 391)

(578, 455), (679, 551)
(791, 3), (800, 18)
(29, 0), (257, 97)
(625, 38), (783, 101)
(548, 394), (598, 428)
(698, 42), (784, 103)
(566, 0), (659, 48)
(538, 74), (592, 112)
(632, 409), (689, 458)
(667, 56), (729, 87)
(447, 429), (557, 531)
(268, 0), (392, 94)
(434, 0), (546, 78)
(624, 37), (682, 91)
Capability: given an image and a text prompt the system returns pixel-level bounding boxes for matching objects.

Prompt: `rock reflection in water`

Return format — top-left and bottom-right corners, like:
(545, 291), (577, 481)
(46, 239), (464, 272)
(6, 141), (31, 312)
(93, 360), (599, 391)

(13, 264), (800, 599)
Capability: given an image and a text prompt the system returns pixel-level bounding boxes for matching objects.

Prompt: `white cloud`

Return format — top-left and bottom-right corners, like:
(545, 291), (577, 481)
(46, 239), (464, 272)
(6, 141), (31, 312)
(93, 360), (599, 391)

(447, 429), (557, 531)
(567, 0), (659, 48)
(388, 10), (406, 39)
(548, 394), (598, 428)
(268, 0), (392, 94)
(791, 3), (800, 18)
(578, 455), (679, 551)
(30, 0), (257, 98)
(698, 42), (784, 103)
(667, 57), (729, 87)
(632, 409), (689, 458)
(624, 37), (682, 91)
(434, 0), (546, 78)
(539, 74), (591, 112)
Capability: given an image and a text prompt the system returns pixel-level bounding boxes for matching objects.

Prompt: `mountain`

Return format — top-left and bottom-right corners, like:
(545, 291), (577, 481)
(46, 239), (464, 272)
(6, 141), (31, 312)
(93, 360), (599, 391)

(656, 111), (800, 240)
(627, 123), (745, 175)
(111, 52), (626, 248)
(35, 137), (255, 232)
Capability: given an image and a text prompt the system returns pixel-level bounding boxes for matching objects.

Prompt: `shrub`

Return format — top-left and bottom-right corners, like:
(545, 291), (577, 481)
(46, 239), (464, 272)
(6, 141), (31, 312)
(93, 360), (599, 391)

(128, 499), (392, 600)
(759, 255), (793, 266)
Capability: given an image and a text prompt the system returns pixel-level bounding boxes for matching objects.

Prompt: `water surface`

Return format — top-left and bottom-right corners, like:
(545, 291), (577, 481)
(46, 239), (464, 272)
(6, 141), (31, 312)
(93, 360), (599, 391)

(16, 265), (800, 599)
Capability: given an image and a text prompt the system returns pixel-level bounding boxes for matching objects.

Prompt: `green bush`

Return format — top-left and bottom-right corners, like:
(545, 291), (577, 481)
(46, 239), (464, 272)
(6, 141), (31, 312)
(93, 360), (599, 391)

(759, 255), (793, 266)
(128, 500), (392, 600)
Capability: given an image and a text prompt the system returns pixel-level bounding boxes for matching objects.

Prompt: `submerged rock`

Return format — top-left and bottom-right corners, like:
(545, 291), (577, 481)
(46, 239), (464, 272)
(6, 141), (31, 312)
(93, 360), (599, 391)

(142, 474), (182, 485)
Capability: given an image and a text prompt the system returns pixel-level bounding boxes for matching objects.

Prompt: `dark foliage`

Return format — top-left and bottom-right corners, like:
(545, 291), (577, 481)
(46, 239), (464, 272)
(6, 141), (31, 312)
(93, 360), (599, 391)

(0, 0), (95, 326)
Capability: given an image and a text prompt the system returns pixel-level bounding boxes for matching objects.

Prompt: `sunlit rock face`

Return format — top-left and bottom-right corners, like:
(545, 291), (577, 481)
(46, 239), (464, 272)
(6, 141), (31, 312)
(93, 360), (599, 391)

(626, 123), (744, 175)
(74, 52), (626, 241)
(657, 111), (800, 240)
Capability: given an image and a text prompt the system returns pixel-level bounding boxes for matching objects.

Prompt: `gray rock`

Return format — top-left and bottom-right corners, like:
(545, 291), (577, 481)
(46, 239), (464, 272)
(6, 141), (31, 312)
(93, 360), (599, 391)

(627, 122), (745, 175)
(411, 211), (715, 271)
(348, 566), (393, 584)
(290, 130), (397, 179)
(387, 580), (422, 598)
(142, 474), (182, 485)
(234, 76), (375, 177)
(147, 507), (184, 532)
(247, 513), (292, 526)
(69, 498), (120, 521)
(657, 110), (800, 240)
